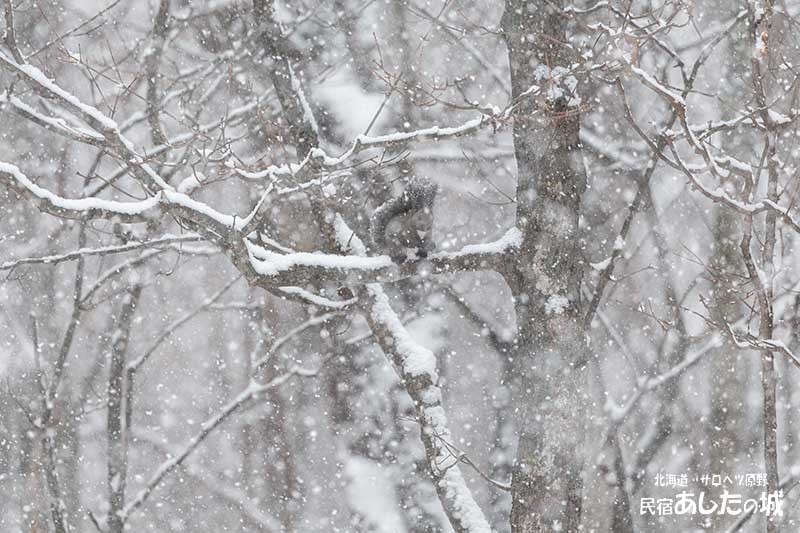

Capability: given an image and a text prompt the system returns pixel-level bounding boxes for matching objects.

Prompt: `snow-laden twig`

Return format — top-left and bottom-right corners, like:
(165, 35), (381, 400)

(246, 239), (393, 275)
(0, 160), (298, 240)
(621, 57), (800, 236)
(276, 286), (356, 309)
(0, 50), (174, 190)
(85, 83), (270, 197)
(234, 116), (492, 179)
(430, 226), (522, 260)
(0, 91), (106, 145)
(232, 91), (528, 182)
(725, 325), (800, 371)
(0, 161), (160, 220)
(1, 234), (202, 270)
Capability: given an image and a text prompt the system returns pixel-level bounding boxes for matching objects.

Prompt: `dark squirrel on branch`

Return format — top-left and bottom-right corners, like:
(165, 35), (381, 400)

(370, 179), (438, 263)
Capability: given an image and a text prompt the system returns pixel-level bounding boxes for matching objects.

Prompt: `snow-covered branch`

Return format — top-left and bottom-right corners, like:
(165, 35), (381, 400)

(0, 91), (107, 145)
(0, 234), (202, 271)
(621, 59), (800, 235)
(333, 214), (491, 533)
(232, 95), (526, 182)
(0, 161), (160, 221)
(0, 50), (172, 192)
(244, 227), (521, 288)
(726, 326), (800, 371)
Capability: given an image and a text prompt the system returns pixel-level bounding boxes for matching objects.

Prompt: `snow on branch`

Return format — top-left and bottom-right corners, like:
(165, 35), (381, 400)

(332, 214), (492, 533)
(0, 50), (119, 132)
(0, 91), (107, 145)
(1, 157), (515, 292)
(430, 226), (522, 260)
(0, 160), (279, 237)
(622, 60), (800, 235)
(276, 286), (357, 309)
(725, 326), (800, 371)
(0, 234), (202, 271)
(0, 49), (172, 191)
(0, 161), (160, 221)
(244, 227), (520, 288)
(246, 239), (393, 275)
(232, 94), (528, 181)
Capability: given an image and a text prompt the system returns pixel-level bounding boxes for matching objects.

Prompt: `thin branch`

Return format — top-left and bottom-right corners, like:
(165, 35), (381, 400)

(120, 364), (319, 522)
(127, 276), (241, 373)
(1, 234), (202, 270)
(253, 311), (345, 370)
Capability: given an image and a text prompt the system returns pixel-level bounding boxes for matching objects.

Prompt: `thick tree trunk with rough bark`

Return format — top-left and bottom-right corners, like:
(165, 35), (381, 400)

(501, 1), (588, 531)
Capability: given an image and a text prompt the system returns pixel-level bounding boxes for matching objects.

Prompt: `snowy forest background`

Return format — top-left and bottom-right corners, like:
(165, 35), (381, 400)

(2, 0), (800, 531)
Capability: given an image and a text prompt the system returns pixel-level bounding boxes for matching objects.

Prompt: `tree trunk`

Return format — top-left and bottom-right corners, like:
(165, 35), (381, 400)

(107, 286), (141, 533)
(708, 207), (751, 529)
(501, 1), (588, 531)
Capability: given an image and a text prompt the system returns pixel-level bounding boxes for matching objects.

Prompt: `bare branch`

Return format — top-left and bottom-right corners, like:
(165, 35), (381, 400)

(120, 365), (319, 522)
(3, 0), (25, 63)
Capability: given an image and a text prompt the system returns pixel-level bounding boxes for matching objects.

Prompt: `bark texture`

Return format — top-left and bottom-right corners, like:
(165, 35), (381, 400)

(501, 1), (588, 531)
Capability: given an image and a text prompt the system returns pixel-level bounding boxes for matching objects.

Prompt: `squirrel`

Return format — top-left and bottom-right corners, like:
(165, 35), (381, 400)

(370, 179), (438, 263)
